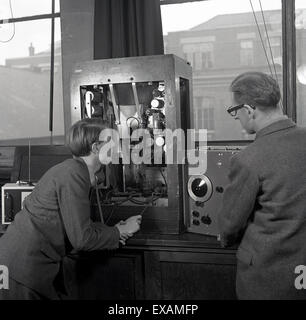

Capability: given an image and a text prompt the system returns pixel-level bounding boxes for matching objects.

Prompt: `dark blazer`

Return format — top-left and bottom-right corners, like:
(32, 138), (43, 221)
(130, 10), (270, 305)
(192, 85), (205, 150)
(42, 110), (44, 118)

(0, 158), (119, 299)
(218, 118), (306, 300)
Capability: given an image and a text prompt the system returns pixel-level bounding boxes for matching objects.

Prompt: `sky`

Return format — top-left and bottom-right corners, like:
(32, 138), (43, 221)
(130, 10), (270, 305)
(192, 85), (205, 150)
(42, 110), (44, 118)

(0, 0), (60, 65)
(161, 0), (283, 35)
(0, 0), (59, 18)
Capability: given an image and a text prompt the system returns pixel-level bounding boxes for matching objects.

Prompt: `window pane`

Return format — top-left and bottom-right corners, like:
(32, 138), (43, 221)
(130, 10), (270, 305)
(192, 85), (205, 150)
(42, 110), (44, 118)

(55, 0), (60, 13)
(0, 0), (59, 20)
(296, 0), (306, 126)
(53, 17), (65, 143)
(161, 0), (283, 141)
(0, 18), (64, 144)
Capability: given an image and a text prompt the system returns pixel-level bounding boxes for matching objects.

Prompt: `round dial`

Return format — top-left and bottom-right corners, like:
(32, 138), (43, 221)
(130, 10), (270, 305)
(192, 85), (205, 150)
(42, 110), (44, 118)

(187, 175), (213, 202)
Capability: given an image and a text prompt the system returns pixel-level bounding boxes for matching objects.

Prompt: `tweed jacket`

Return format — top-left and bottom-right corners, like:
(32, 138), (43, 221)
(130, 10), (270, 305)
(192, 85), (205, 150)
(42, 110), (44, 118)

(0, 158), (120, 299)
(218, 118), (306, 299)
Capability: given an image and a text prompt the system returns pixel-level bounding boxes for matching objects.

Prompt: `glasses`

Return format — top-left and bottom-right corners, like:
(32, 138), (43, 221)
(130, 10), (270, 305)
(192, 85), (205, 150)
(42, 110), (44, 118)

(94, 140), (108, 147)
(226, 104), (255, 117)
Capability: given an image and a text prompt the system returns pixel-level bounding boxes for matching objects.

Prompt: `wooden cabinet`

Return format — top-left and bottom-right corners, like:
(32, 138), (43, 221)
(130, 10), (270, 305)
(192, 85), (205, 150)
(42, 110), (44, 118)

(144, 250), (236, 300)
(64, 251), (145, 300)
(64, 233), (237, 300)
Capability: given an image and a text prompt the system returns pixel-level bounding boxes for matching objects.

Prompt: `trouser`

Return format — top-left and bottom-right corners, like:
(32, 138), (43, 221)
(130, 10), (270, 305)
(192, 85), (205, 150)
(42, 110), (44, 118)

(0, 278), (48, 300)
(0, 259), (75, 300)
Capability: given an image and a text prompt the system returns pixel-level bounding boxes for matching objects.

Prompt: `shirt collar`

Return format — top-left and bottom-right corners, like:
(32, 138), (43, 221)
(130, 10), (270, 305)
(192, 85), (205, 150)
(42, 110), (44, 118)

(255, 117), (296, 139)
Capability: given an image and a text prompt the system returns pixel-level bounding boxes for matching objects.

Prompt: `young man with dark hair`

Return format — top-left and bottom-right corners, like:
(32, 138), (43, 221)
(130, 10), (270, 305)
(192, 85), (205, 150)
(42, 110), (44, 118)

(0, 118), (141, 300)
(218, 71), (306, 300)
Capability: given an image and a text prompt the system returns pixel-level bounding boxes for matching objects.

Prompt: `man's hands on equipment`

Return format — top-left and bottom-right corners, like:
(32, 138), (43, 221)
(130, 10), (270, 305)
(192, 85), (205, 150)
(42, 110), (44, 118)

(115, 215), (142, 245)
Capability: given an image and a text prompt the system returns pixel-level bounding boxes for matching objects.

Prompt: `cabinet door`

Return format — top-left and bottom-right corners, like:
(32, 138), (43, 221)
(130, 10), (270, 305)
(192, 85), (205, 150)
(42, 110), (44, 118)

(144, 250), (237, 300)
(63, 250), (144, 300)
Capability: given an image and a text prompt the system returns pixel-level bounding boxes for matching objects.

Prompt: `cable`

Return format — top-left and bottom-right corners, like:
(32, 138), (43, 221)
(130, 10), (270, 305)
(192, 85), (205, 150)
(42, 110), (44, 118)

(258, 0), (279, 81)
(0, 0), (15, 43)
(103, 191), (162, 225)
(249, 0), (274, 76)
(258, 0), (284, 110)
(159, 167), (167, 188)
(105, 195), (138, 225)
(139, 206), (148, 216)
(105, 205), (116, 225)
(95, 176), (105, 223)
(249, 0), (284, 111)
(105, 203), (148, 225)
(129, 194), (162, 205)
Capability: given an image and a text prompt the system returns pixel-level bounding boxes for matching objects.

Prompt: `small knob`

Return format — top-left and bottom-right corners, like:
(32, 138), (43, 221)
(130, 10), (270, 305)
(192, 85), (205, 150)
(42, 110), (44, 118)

(195, 201), (204, 207)
(216, 186), (224, 193)
(192, 210), (200, 218)
(201, 215), (212, 225)
(193, 219), (200, 226)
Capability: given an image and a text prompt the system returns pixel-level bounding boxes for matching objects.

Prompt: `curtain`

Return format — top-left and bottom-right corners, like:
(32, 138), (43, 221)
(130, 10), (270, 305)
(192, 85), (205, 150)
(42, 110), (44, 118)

(94, 0), (164, 59)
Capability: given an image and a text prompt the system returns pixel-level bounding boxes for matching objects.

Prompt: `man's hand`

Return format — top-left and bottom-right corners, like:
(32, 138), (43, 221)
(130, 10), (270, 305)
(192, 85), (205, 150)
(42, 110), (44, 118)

(125, 215), (142, 226)
(115, 215), (142, 245)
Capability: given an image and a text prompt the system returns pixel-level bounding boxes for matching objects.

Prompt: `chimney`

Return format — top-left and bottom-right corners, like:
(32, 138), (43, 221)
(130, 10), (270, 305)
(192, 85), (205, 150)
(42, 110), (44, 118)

(29, 43), (35, 56)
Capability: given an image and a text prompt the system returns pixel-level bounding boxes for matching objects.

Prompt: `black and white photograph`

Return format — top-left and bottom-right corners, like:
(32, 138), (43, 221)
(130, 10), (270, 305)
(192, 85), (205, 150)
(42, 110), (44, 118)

(0, 0), (306, 307)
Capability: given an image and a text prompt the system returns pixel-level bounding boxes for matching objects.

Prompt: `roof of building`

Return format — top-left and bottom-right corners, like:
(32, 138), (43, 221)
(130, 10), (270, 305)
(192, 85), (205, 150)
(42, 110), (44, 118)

(34, 40), (61, 56)
(5, 40), (61, 64)
(190, 9), (282, 31)
(189, 8), (306, 31)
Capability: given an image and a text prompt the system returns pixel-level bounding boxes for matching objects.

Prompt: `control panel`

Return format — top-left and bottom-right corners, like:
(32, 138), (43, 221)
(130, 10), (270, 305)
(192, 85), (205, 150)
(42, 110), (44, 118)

(187, 146), (243, 237)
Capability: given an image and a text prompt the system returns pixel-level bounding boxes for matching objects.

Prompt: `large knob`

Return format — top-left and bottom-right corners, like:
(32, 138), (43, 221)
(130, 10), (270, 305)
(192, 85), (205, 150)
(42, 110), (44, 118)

(187, 175), (213, 202)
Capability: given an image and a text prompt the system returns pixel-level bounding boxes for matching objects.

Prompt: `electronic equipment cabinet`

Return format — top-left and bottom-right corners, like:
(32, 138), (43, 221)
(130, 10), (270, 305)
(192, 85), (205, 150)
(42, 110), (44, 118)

(70, 54), (193, 234)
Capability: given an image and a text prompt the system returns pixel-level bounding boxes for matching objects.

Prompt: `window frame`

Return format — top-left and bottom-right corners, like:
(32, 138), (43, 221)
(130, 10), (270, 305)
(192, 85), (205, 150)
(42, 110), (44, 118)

(161, 0), (297, 122)
(0, 0), (61, 145)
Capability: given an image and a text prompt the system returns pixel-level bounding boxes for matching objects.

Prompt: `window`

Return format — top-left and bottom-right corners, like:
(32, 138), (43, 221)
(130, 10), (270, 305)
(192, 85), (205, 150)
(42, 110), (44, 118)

(203, 107), (214, 128)
(195, 96), (215, 132)
(296, 1), (306, 126)
(0, 0), (63, 145)
(240, 40), (254, 66)
(182, 42), (214, 70)
(161, 0), (283, 141)
(182, 43), (196, 68)
(200, 43), (214, 69)
(268, 36), (281, 61)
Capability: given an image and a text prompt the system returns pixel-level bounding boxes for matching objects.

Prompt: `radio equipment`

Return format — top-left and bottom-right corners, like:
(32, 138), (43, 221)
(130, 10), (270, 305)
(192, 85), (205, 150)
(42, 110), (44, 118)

(187, 146), (243, 237)
(1, 139), (34, 225)
(1, 183), (35, 224)
(70, 54), (193, 234)
(1, 144), (72, 226)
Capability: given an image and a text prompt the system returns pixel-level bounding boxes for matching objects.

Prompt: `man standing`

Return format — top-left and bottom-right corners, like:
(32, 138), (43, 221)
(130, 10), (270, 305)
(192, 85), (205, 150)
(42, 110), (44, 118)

(218, 71), (306, 299)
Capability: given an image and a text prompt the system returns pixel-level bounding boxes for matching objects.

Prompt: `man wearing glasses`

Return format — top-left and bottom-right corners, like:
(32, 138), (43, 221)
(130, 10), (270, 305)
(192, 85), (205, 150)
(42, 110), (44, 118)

(218, 71), (306, 300)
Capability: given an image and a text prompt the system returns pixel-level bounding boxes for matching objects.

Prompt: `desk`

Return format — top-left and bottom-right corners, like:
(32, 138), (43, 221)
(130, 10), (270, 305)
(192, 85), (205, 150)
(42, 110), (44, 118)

(64, 232), (237, 300)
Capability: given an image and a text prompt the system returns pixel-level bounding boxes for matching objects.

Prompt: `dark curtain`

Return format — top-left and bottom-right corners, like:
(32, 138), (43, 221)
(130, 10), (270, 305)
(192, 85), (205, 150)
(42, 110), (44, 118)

(94, 0), (164, 59)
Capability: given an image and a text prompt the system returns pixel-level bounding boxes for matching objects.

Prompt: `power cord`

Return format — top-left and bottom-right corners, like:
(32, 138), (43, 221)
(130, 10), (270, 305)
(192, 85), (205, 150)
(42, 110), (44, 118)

(0, 0), (15, 43)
